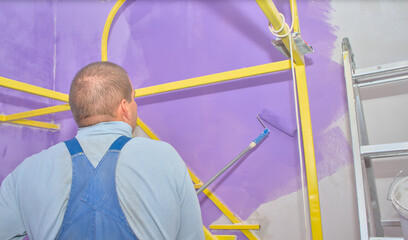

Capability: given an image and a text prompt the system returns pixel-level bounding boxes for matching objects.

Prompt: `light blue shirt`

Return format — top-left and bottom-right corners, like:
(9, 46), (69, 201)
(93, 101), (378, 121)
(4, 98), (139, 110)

(0, 121), (204, 240)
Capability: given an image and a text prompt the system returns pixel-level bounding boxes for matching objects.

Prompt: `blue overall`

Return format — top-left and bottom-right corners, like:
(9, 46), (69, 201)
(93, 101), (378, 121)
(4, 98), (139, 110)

(56, 136), (138, 240)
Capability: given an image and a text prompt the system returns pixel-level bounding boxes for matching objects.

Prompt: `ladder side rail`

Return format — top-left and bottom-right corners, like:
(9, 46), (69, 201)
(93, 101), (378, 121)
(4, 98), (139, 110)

(354, 76), (384, 236)
(343, 45), (370, 239)
(355, 92), (369, 146)
(364, 156), (384, 237)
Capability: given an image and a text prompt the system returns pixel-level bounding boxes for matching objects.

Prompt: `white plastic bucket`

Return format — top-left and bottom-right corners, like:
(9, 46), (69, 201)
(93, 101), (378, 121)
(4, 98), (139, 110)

(390, 176), (408, 240)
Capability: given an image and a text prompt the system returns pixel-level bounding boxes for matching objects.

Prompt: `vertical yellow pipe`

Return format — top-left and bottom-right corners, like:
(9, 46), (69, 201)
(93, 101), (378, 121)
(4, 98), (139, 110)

(289, 0), (300, 33)
(295, 64), (323, 240)
(255, 0), (321, 238)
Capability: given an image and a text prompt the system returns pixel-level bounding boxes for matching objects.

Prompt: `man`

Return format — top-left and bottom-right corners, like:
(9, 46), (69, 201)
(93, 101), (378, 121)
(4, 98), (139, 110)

(0, 62), (205, 240)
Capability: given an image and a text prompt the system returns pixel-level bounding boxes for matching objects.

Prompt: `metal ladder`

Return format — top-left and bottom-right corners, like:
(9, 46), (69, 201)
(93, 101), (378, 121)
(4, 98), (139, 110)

(342, 37), (408, 240)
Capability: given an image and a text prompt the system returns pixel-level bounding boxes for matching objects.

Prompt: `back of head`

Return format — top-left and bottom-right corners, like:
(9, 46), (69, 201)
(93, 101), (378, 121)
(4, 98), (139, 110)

(69, 61), (132, 127)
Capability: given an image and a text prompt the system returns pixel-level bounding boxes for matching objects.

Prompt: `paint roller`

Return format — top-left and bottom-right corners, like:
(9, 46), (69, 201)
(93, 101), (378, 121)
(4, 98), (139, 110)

(259, 109), (297, 137)
(197, 109), (296, 195)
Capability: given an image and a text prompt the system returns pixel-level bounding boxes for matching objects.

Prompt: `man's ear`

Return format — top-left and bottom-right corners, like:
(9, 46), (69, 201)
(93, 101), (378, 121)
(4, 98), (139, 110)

(119, 99), (130, 121)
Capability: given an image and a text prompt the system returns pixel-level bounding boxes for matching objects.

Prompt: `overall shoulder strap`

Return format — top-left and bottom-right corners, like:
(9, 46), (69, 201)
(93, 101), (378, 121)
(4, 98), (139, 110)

(109, 135), (132, 151)
(64, 138), (84, 156)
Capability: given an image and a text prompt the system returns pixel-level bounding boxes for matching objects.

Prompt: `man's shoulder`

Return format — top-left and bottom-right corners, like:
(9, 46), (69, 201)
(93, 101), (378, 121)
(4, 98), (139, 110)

(27, 141), (69, 161)
(122, 137), (185, 169)
(17, 141), (70, 172)
(11, 141), (70, 184)
(125, 137), (176, 152)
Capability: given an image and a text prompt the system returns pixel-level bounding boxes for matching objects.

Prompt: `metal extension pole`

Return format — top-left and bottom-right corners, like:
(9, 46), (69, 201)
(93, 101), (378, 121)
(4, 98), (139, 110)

(197, 128), (269, 195)
(196, 145), (252, 195)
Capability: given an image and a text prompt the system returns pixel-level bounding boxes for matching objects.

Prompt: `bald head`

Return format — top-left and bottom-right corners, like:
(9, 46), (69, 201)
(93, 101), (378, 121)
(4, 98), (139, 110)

(69, 61), (133, 127)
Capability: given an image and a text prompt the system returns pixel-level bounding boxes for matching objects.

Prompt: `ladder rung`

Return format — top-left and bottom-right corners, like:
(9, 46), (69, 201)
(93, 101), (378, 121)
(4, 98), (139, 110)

(357, 75), (408, 87)
(370, 238), (404, 240)
(381, 218), (401, 227)
(210, 224), (260, 230)
(353, 60), (408, 80)
(361, 142), (408, 158)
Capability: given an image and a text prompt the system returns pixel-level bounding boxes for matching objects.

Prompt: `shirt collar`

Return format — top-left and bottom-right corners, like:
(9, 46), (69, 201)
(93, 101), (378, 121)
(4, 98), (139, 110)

(76, 121), (133, 138)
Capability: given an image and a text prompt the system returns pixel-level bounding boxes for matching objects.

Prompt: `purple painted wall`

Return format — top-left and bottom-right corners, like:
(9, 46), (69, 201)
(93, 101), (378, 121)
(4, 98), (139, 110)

(0, 1), (58, 181)
(0, 0), (350, 239)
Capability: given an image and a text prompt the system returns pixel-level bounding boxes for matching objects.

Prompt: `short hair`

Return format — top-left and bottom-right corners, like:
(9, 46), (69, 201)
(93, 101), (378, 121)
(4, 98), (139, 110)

(69, 61), (133, 127)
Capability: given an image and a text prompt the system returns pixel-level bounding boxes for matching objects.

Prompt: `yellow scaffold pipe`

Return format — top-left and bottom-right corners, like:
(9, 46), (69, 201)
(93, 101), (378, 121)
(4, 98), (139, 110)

(0, 76), (66, 129)
(4, 104), (70, 121)
(0, 114), (59, 129)
(0, 76), (69, 102)
(7, 119), (59, 130)
(289, 0), (300, 33)
(101, 0), (126, 61)
(295, 64), (323, 240)
(254, 0), (304, 65)
(135, 60), (291, 98)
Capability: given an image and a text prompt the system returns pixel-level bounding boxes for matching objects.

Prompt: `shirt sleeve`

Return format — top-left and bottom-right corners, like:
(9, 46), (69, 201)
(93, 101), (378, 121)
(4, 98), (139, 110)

(0, 174), (27, 240)
(177, 167), (205, 240)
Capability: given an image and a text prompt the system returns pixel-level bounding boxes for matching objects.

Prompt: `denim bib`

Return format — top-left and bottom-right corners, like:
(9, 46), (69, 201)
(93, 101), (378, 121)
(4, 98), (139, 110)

(56, 136), (138, 240)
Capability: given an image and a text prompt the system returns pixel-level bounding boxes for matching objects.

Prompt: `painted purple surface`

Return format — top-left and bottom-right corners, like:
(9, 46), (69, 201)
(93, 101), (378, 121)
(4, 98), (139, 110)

(53, 0), (115, 141)
(0, 0), (58, 182)
(0, 0), (351, 238)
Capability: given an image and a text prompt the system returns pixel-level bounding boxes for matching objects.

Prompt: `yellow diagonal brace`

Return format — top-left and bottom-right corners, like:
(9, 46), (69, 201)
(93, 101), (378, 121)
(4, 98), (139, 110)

(136, 117), (159, 140)
(194, 182), (204, 189)
(210, 224), (260, 230)
(8, 119), (59, 129)
(1, 115), (58, 130)
(295, 64), (322, 240)
(135, 60), (291, 98)
(188, 168), (202, 184)
(0, 76), (69, 102)
(5, 104), (70, 121)
(0, 117), (59, 130)
(254, 0), (304, 65)
(204, 226), (218, 240)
